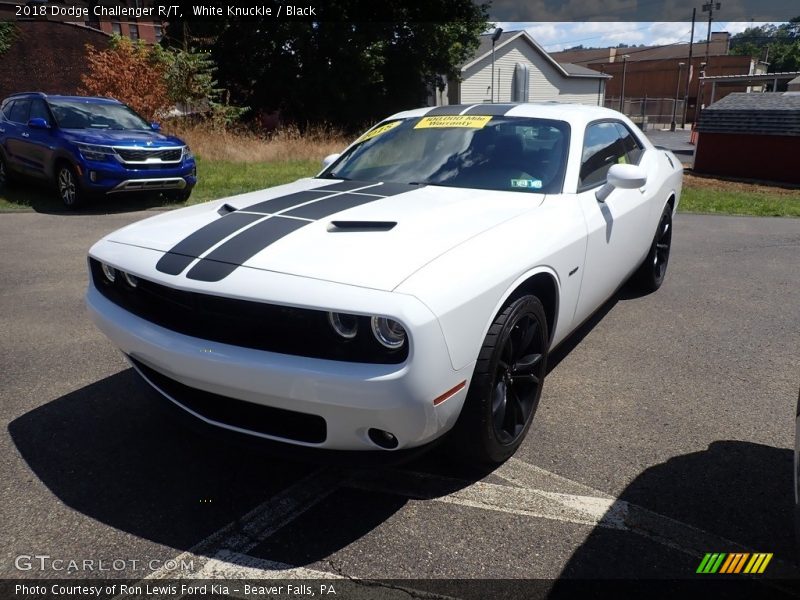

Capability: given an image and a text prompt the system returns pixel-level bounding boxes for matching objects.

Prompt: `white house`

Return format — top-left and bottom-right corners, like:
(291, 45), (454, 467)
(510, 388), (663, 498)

(432, 30), (610, 107)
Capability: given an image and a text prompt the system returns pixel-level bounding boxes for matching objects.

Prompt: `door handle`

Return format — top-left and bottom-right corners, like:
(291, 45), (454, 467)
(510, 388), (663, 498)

(21, 132), (29, 138)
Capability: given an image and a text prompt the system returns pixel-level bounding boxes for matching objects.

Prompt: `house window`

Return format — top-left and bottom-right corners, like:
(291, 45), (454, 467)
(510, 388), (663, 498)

(153, 24), (163, 42)
(129, 24), (139, 40)
(111, 22), (122, 35)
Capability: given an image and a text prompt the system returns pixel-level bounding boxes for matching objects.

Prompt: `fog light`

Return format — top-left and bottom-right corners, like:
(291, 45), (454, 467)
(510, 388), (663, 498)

(89, 171), (97, 182)
(368, 428), (399, 450)
(101, 263), (116, 283)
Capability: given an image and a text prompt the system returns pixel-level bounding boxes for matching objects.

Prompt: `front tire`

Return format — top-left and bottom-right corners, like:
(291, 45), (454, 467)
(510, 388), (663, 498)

(55, 163), (82, 208)
(450, 295), (549, 464)
(633, 203), (673, 293)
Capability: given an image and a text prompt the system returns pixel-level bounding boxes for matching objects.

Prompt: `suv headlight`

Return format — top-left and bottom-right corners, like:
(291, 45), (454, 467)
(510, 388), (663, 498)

(184, 145), (194, 160)
(77, 143), (115, 161)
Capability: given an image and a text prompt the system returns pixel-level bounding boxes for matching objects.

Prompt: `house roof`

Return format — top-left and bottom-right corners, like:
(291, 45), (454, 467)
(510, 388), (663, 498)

(696, 92), (800, 136)
(462, 30), (610, 79)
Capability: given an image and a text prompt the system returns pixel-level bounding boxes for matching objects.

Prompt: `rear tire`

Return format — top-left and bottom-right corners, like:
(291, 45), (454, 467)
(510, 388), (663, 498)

(55, 163), (82, 209)
(449, 295), (549, 464)
(632, 203), (673, 293)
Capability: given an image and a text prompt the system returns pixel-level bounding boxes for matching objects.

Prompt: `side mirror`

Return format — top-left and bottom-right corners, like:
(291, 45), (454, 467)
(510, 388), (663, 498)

(595, 163), (647, 203)
(150, 122), (161, 132)
(322, 153), (341, 169)
(607, 163), (647, 189)
(28, 117), (50, 130)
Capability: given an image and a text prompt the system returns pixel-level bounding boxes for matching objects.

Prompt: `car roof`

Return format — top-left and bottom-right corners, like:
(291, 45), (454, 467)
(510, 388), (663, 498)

(3, 92), (122, 104)
(387, 103), (625, 128)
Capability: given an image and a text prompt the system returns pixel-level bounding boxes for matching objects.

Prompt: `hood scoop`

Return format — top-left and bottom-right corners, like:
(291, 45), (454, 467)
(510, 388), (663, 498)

(327, 221), (397, 232)
(217, 203), (238, 216)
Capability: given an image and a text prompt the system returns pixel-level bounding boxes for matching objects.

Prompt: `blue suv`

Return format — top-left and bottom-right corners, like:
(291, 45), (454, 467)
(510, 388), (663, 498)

(0, 93), (196, 208)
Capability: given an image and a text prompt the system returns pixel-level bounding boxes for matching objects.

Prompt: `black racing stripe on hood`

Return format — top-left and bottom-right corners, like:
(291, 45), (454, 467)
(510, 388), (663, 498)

(186, 217), (307, 282)
(463, 104), (518, 116)
(155, 182), (373, 276)
(242, 190), (332, 215)
(155, 212), (263, 275)
(283, 192), (387, 220)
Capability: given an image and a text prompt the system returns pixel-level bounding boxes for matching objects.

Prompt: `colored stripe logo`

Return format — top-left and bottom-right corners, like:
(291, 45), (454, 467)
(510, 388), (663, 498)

(696, 553), (773, 574)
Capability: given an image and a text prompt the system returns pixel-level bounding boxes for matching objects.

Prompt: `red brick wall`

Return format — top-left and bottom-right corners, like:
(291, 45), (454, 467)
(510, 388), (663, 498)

(694, 132), (800, 184)
(0, 21), (111, 100)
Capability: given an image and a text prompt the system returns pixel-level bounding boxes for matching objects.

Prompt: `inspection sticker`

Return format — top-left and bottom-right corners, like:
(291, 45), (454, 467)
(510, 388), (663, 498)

(356, 120), (402, 143)
(415, 115), (492, 129)
(511, 178), (543, 189)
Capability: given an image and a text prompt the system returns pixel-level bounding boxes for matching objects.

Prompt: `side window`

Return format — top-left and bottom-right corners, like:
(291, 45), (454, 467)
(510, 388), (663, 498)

(579, 122), (626, 189)
(0, 100), (12, 120)
(29, 99), (50, 123)
(8, 99), (31, 124)
(615, 123), (644, 165)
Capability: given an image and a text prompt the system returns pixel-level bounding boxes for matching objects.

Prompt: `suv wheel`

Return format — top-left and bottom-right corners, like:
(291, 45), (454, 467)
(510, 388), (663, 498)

(56, 164), (81, 208)
(0, 153), (9, 192)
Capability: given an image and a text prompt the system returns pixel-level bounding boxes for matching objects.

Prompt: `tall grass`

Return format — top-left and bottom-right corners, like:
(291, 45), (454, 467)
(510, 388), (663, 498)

(169, 123), (350, 163)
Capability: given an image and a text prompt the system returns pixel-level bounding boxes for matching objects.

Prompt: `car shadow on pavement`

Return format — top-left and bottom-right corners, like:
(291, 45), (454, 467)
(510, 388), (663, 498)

(548, 440), (798, 599)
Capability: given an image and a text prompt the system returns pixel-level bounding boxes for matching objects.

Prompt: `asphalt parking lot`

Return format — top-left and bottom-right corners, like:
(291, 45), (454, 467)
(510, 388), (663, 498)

(1, 208), (799, 597)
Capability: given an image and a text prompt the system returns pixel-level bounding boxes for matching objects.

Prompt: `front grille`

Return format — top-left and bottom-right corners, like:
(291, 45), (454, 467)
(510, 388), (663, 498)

(115, 147), (183, 162)
(131, 357), (327, 444)
(89, 258), (408, 364)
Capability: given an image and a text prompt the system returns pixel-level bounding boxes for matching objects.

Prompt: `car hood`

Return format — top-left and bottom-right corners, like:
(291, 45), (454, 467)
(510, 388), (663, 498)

(61, 129), (184, 147)
(105, 179), (544, 291)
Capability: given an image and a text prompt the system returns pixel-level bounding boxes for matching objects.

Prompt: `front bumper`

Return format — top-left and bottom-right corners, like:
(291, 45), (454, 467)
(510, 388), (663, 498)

(78, 157), (196, 195)
(86, 279), (473, 451)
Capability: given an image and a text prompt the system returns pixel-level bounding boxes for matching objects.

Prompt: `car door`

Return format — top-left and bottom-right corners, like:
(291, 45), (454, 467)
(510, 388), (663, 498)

(573, 120), (653, 325)
(23, 98), (55, 179)
(4, 98), (31, 173)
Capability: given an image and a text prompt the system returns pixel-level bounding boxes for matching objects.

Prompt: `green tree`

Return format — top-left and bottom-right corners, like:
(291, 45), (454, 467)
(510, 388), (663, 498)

(161, 0), (489, 130)
(730, 18), (800, 73)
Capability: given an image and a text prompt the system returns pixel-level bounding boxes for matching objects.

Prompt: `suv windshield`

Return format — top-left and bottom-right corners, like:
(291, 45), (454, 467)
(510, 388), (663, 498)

(322, 115), (570, 194)
(47, 99), (150, 130)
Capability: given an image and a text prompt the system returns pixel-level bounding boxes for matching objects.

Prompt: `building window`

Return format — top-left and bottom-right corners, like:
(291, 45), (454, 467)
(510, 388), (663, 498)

(128, 24), (139, 40)
(154, 24), (163, 42)
(112, 22), (122, 35)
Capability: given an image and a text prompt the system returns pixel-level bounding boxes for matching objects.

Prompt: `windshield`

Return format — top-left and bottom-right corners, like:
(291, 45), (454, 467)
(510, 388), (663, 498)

(47, 100), (150, 130)
(322, 115), (570, 194)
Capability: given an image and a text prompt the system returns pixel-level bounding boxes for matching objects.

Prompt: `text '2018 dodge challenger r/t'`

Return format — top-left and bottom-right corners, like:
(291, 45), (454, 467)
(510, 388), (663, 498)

(86, 103), (682, 464)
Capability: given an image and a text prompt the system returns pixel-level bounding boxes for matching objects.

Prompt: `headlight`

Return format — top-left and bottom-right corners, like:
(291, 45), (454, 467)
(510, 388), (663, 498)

(122, 272), (138, 288)
(370, 316), (406, 349)
(184, 145), (194, 160)
(100, 262), (116, 283)
(328, 312), (358, 339)
(77, 143), (115, 161)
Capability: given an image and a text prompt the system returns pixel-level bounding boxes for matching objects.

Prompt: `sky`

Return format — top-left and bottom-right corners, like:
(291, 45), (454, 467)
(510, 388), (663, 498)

(494, 21), (779, 52)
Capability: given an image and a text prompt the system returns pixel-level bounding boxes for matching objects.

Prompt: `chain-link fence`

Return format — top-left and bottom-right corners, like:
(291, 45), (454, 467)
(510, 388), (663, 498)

(604, 97), (687, 130)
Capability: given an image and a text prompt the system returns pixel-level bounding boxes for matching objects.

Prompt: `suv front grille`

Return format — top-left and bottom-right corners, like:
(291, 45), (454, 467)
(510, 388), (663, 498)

(115, 147), (183, 162)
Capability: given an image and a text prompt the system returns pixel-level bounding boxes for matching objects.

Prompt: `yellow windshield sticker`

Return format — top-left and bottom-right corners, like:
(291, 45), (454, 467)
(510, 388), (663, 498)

(356, 120), (402, 143)
(415, 115), (492, 129)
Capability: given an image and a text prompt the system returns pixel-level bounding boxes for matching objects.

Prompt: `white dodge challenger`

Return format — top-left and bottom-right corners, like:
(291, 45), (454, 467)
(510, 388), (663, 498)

(86, 103), (683, 463)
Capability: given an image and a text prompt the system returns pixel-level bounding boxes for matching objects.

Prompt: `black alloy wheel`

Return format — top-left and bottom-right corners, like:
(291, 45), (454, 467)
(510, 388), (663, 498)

(633, 203), (673, 293)
(450, 294), (549, 464)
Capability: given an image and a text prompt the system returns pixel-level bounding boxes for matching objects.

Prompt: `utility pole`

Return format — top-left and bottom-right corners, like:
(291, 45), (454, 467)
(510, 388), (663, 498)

(699, 2), (720, 113)
(702, 2), (721, 70)
(490, 28), (503, 103)
(682, 7), (695, 128)
(618, 54), (630, 113)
